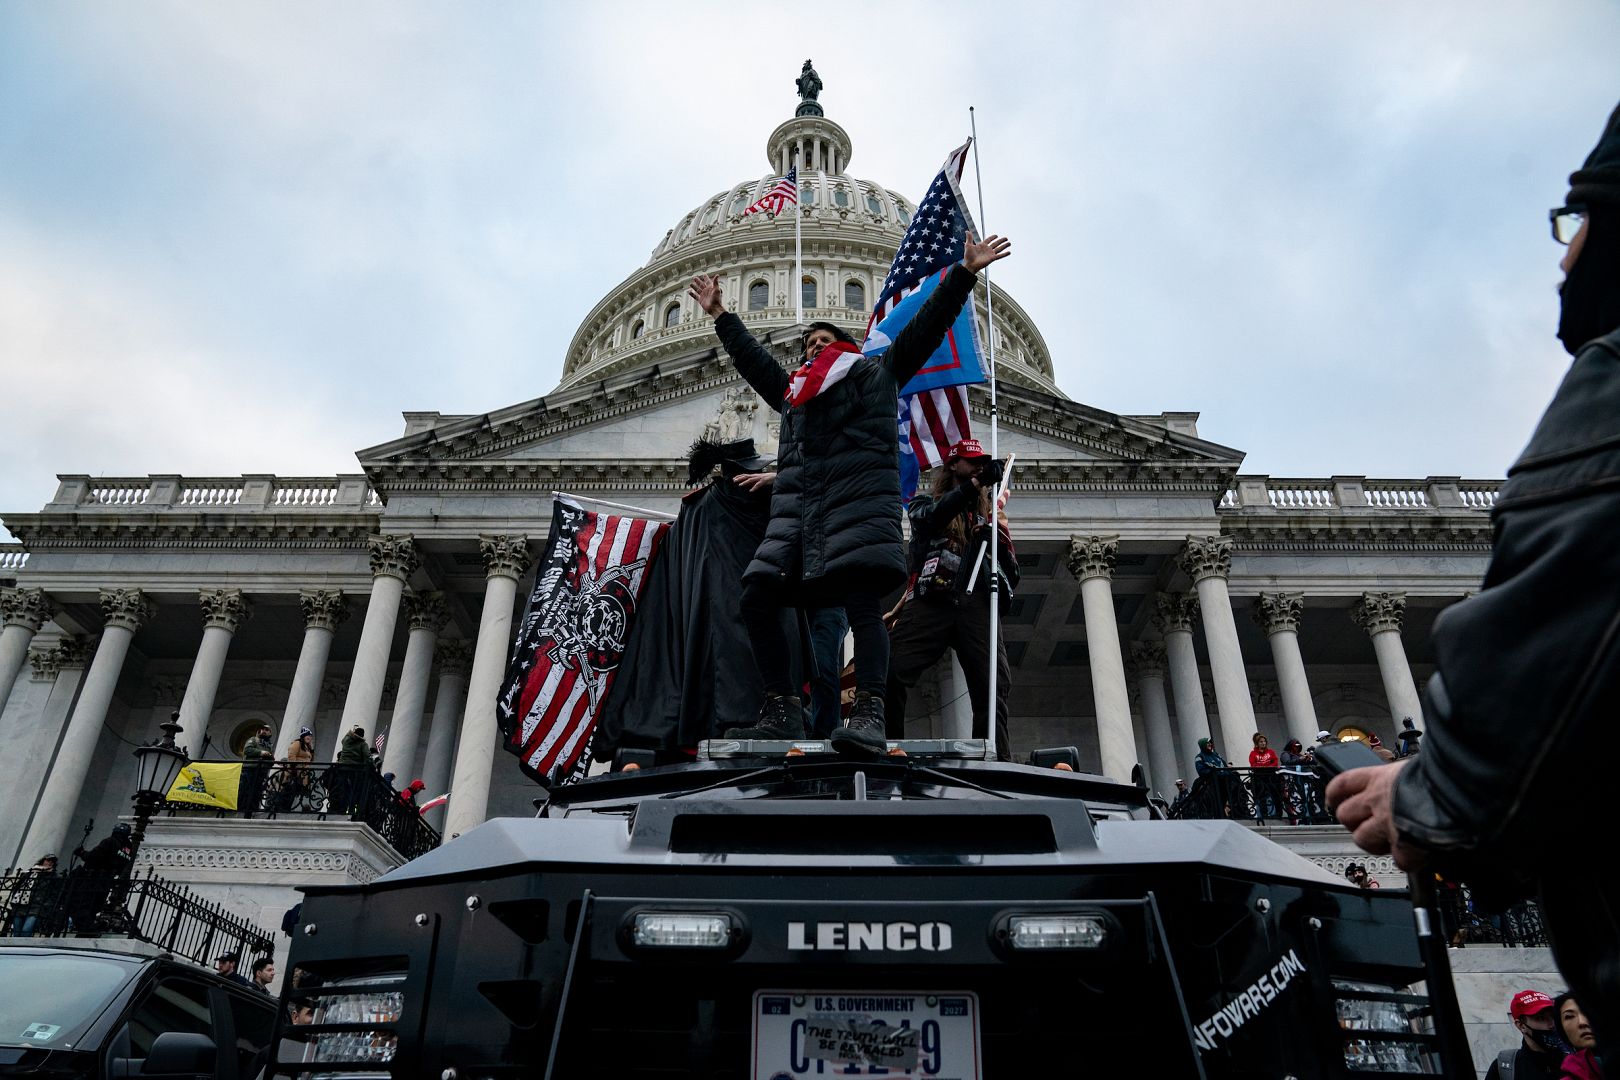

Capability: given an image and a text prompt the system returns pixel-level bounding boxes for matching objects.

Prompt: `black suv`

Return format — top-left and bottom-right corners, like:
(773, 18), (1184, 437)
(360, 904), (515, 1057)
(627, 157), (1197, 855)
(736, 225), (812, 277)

(0, 940), (279, 1079)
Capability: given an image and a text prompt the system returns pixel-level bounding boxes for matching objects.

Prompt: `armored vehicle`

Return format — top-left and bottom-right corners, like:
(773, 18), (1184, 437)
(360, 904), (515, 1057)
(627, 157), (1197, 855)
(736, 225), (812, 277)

(271, 740), (1469, 1078)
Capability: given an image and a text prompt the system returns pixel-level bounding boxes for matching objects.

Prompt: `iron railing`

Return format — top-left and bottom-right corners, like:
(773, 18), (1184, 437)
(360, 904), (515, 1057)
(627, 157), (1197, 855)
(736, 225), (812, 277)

(167, 759), (441, 861)
(1433, 882), (1549, 947)
(1167, 766), (1332, 825)
(0, 866), (275, 966)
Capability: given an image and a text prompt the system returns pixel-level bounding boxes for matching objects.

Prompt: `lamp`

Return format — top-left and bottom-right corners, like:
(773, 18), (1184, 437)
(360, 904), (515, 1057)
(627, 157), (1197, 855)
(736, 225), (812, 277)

(129, 712), (189, 863)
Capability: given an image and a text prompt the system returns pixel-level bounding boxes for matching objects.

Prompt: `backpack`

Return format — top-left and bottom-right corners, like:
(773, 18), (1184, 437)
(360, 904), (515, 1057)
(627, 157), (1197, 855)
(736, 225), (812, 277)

(1493, 1048), (1516, 1078)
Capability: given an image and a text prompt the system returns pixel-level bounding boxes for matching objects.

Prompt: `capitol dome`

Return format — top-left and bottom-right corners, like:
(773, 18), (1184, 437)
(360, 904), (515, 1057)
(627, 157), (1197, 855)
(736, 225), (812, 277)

(558, 77), (1059, 396)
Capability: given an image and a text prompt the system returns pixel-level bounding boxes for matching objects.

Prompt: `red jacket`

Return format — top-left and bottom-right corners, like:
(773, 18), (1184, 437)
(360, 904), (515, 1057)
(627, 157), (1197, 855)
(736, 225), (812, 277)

(1560, 1049), (1603, 1079)
(1249, 747), (1280, 768)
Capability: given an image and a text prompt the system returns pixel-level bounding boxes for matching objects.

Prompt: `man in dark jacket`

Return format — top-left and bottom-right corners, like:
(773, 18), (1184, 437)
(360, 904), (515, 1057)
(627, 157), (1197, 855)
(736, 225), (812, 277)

(885, 439), (1016, 755)
(332, 724), (369, 814)
(1329, 100), (1620, 1071)
(238, 722), (276, 818)
(687, 231), (1012, 753)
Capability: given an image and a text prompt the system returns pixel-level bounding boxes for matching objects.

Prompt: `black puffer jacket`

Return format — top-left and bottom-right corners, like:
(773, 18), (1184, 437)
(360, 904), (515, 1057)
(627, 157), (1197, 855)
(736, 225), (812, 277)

(714, 264), (978, 594)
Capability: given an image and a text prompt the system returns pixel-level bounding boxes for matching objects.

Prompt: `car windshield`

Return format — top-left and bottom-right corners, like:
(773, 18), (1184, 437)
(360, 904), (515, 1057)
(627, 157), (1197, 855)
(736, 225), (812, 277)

(0, 952), (138, 1048)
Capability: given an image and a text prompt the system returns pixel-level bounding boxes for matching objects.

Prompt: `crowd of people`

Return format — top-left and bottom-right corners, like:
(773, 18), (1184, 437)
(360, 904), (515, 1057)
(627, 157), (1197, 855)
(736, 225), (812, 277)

(234, 720), (432, 820)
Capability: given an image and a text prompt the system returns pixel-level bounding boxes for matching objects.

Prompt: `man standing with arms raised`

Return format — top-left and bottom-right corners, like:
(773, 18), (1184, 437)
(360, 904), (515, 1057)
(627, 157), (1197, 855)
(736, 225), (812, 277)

(687, 231), (1011, 753)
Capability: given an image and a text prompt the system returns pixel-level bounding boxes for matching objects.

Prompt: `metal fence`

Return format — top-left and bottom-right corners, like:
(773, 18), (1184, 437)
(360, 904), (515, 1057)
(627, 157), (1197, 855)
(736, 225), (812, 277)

(1167, 766), (1332, 825)
(0, 866), (275, 965)
(1434, 882), (1549, 947)
(167, 759), (441, 861)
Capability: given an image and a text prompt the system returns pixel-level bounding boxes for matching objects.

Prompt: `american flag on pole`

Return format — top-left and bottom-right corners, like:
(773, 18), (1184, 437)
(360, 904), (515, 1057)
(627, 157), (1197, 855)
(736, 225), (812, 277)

(862, 140), (986, 500)
(743, 167), (797, 217)
(373, 731), (386, 755)
(499, 499), (670, 786)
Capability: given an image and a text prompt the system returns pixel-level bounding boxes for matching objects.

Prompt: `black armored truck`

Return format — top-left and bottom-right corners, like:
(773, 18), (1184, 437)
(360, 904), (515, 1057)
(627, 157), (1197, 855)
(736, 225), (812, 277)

(270, 740), (1470, 1079)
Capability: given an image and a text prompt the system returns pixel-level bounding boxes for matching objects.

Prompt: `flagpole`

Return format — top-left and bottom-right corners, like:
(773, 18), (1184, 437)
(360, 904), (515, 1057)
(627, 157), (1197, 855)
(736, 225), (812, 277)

(794, 149), (804, 326)
(969, 106), (1001, 762)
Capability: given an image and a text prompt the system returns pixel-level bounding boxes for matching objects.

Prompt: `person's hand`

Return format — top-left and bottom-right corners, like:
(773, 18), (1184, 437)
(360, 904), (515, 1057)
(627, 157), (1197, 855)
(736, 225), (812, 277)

(973, 458), (1006, 489)
(1326, 759), (1426, 871)
(734, 471), (776, 493)
(961, 232), (1012, 273)
(687, 274), (725, 318)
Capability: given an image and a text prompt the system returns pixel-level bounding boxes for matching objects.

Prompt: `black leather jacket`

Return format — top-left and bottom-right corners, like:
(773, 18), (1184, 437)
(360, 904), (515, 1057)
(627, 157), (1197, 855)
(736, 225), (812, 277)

(1394, 326), (1620, 884)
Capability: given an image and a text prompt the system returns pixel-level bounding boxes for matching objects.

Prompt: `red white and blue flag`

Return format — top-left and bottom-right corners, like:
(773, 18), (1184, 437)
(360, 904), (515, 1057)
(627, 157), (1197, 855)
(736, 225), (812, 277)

(862, 140), (987, 500)
(743, 167), (797, 217)
(499, 499), (669, 785)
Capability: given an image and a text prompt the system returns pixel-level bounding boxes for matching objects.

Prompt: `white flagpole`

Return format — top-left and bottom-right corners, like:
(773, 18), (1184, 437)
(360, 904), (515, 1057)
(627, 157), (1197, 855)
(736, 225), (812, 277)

(794, 150), (804, 326)
(969, 106), (1001, 762)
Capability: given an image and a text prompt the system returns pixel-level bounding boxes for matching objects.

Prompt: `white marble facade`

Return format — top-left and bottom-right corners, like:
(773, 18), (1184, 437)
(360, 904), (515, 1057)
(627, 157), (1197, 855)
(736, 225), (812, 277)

(0, 95), (1499, 878)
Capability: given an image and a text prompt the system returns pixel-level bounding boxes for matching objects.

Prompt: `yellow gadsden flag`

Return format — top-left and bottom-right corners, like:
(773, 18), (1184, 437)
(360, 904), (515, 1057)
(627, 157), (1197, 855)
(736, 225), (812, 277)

(166, 762), (242, 810)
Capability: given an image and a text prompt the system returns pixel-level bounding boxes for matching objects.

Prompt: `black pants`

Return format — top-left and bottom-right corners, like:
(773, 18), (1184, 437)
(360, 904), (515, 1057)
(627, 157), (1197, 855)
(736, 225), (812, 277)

(740, 579), (888, 701)
(885, 591), (1011, 757)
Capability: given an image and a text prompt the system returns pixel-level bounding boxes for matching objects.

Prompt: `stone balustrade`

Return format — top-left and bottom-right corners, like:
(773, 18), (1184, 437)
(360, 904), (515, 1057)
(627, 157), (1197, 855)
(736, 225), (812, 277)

(1221, 475), (1501, 513)
(0, 546), (27, 574)
(47, 474), (382, 512)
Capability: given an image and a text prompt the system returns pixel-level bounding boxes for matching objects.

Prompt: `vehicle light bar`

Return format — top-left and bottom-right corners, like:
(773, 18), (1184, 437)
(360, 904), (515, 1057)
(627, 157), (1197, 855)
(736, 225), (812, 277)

(632, 912), (734, 948)
(1006, 914), (1108, 950)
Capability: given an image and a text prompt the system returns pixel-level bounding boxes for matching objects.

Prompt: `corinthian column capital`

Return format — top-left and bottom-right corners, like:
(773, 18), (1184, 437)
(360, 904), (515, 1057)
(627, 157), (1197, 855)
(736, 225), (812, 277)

(480, 534), (532, 581)
(1177, 535), (1233, 583)
(1, 586), (51, 632)
(1352, 591), (1406, 636)
(405, 590), (451, 633)
(434, 639), (475, 677)
(198, 588), (252, 632)
(1127, 639), (1168, 678)
(99, 589), (154, 633)
(299, 589), (350, 632)
(1152, 591), (1201, 635)
(1252, 591), (1305, 636)
(367, 533), (420, 582)
(1066, 535), (1119, 582)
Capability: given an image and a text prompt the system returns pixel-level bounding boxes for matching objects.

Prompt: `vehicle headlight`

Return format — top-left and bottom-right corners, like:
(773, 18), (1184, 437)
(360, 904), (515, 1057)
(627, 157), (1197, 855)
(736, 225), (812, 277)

(301, 971), (406, 1074)
(1005, 914), (1108, 950)
(632, 912), (734, 948)
(1333, 979), (1437, 1074)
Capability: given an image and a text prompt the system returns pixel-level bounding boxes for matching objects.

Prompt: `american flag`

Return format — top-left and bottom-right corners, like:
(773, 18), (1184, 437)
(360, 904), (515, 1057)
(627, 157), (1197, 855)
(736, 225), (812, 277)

(373, 731), (386, 755)
(863, 140), (984, 495)
(743, 167), (797, 217)
(499, 500), (669, 785)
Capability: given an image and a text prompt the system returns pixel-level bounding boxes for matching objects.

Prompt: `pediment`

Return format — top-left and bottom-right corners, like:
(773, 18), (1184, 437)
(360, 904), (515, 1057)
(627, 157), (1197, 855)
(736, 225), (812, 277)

(356, 336), (1245, 484)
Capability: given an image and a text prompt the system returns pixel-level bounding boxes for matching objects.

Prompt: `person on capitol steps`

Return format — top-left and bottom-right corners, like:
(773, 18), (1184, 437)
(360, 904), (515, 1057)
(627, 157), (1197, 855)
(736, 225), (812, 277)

(686, 230), (1012, 754)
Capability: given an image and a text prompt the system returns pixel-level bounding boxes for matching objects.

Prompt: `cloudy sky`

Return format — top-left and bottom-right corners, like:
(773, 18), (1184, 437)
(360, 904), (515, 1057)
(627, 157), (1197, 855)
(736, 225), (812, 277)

(2, 2), (1617, 541)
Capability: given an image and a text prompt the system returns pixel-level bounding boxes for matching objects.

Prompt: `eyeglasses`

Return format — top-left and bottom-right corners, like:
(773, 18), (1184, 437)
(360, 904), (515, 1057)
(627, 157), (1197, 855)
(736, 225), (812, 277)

(1550, 205), (1587, 245)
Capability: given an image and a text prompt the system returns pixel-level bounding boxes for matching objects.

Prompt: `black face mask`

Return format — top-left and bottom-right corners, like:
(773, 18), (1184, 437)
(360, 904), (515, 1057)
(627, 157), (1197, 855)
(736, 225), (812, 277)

(1558, 209), (1620, 356)
(1527, 1024), (1574, 1056)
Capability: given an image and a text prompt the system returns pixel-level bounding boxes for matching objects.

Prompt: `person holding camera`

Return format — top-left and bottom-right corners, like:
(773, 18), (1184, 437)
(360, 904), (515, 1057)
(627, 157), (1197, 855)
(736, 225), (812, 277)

(884, 439), (1017, 755)
(1328, 100), (1620, 1072)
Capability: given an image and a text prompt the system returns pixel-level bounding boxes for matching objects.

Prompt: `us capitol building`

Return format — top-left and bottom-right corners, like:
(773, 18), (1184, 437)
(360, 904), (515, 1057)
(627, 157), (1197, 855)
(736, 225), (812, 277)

(0, 75), (1499, 927)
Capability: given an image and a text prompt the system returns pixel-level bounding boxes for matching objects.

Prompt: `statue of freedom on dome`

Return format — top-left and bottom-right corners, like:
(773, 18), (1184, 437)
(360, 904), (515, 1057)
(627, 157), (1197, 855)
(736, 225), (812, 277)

(795, 60), (823, 117)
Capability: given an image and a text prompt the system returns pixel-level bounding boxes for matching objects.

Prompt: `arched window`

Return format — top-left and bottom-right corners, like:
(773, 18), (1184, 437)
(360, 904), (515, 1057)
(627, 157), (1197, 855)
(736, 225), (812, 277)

(801, 277), (817, 309)
(664, 302), (681, 328)
(731, 193), (749, 216)
(844, 279), (865, 309)
(833, 187), (850, 208)
(702, 204), (720, 227)
(800, 183), (816, 206)
(895, 201), (909, 224)
(865, 193), (883, 216)
(631, 320), (644, 340)
(748, 280), (769, 311)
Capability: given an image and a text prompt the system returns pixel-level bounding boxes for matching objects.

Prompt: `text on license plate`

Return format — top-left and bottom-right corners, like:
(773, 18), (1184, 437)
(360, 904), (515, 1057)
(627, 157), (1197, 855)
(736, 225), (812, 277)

(752, 990), (981, 1078)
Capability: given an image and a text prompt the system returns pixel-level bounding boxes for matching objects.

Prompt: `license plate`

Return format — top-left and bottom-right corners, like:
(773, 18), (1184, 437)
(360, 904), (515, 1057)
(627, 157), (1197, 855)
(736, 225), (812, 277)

(751, 990), (981, 1078)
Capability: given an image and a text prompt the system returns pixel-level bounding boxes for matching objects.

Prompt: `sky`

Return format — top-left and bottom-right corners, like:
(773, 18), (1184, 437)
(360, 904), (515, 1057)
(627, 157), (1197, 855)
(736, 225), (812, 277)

(2, 2), (1618, 542)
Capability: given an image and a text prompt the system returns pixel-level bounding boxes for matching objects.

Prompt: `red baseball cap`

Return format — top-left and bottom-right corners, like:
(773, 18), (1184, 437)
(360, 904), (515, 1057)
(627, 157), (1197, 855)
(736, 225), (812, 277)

(1510, 990), (1555, 1019)
(946, 438), (990, 463)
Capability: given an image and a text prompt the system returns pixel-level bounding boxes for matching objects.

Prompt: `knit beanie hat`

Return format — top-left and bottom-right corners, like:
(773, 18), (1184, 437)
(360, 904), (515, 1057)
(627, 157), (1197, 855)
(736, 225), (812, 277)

(1568, 101), (1620, 207)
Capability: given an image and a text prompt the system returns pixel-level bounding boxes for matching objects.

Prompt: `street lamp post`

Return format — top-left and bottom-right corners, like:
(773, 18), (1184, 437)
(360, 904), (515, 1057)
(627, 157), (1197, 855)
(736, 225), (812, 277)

(129, 712), (189, 865)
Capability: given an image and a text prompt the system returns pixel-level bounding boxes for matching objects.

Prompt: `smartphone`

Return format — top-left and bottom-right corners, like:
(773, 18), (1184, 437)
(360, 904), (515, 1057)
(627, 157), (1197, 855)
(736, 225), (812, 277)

(1313, 739), (1386, 779)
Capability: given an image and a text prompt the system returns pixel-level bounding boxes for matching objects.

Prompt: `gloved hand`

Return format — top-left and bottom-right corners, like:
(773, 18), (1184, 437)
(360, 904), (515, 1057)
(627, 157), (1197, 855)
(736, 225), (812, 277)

(976, 458), (1006, 488)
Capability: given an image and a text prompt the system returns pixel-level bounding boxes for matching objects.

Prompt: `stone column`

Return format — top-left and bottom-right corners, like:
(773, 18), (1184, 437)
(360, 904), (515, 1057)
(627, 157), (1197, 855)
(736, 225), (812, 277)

(2, 638), (90, 869)
(338, 535), (419, 745)
(1179, 536), (1257, 761)
(1066, 536), (1135, 781)
(22, 590), (152, 861)
(419, 640), (473, 832)
(446, 535), (531, 838)
(1154, 591), (1212, 773)
(1252, 592), (1320, 749)
(175, 589), (251, 757)
(381, 591), (449, 781)
(1128, 641), (1178, 795)
(0, 587), (50, 713)
(276, 590), (350, 757)
(1351, 592), (1425, 725)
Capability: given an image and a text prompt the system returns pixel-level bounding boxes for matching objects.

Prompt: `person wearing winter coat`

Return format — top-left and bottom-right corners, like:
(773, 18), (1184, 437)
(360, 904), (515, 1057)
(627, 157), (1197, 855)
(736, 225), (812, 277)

(272, 727), (316, 811)
(686, 232), (1012, 753)
(332, 725), (369, 814)
(1330, 100), (1620, 1073)
(1556, 994), (1604, 1079)
(238, 723), (276, 818)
